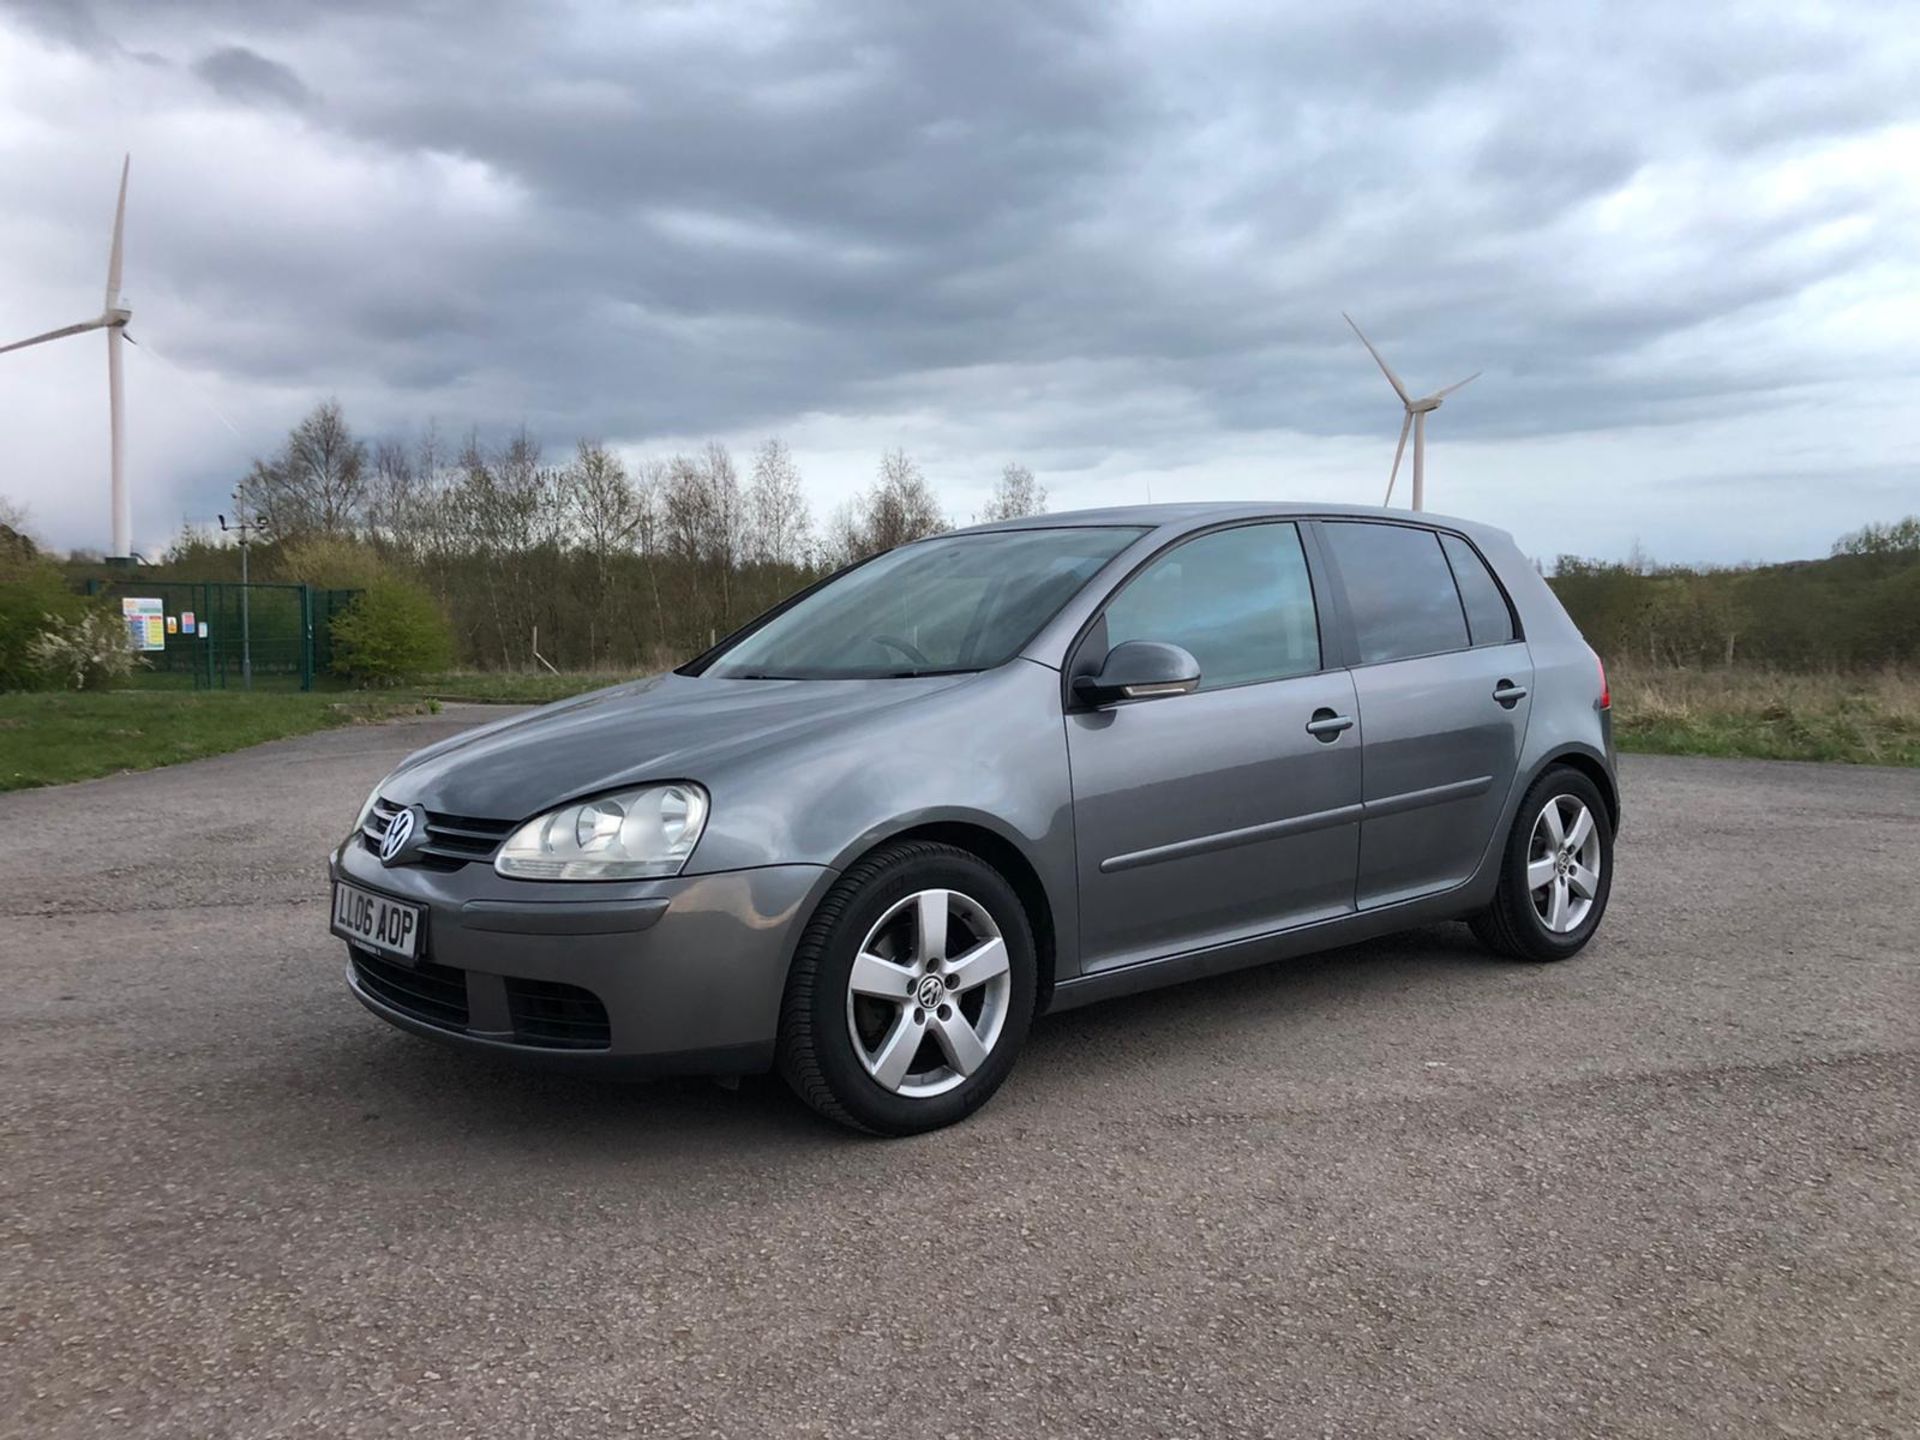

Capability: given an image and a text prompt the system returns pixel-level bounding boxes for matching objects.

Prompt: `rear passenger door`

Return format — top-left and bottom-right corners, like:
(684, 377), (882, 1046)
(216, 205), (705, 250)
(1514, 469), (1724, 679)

(1317, 521), (1533, 909)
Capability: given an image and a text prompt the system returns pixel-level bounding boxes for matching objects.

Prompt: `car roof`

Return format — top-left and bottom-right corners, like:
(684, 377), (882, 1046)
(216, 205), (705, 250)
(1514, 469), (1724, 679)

(948, 500), (1511, 543)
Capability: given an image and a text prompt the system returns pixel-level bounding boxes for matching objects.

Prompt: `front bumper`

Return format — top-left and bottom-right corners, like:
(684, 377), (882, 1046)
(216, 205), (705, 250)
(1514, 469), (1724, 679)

(330, 835), (831, 1075)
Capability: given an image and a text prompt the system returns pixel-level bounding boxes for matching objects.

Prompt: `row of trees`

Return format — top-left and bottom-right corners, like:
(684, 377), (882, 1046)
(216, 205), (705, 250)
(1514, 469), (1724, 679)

(160, 401), (1049, 670)
(1550, 522), (1920, 670)
(22, 396), (1914, 677)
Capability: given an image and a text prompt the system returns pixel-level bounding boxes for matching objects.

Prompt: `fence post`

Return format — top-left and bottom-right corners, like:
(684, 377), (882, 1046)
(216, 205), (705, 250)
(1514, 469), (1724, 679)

(301, 585), (315, 692)
(202, 581), (214, 690)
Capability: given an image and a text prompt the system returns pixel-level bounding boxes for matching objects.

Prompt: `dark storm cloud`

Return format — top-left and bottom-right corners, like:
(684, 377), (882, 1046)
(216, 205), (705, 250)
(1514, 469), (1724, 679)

(190, 45), (309, 108)
(7, 0), (1919, 471)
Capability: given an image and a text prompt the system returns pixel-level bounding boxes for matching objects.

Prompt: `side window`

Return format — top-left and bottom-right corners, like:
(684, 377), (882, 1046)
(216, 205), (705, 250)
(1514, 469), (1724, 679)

(1101, 523), (1319, 690)
(1324, 522), (1470, 664)
(1440, 533), (1516, 646)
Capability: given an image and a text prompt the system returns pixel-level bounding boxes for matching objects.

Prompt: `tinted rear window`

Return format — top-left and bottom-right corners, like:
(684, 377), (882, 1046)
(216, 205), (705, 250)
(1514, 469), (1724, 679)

(1440, 533), (1515, 646)
(1324, 522), (1469, 663)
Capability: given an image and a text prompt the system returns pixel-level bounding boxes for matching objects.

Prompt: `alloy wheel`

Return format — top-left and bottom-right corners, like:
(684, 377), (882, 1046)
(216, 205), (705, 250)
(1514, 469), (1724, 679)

(1528, 793), (1603, 934)
(845, 888), (1012, 1098)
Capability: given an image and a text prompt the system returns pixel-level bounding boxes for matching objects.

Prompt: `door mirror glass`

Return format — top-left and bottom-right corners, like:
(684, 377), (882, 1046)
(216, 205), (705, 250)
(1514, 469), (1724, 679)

(1073, 640), (1201, 708)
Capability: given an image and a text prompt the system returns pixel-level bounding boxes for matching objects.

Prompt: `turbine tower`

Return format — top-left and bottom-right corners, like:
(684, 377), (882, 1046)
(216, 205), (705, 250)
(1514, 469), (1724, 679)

(1, 156), (135, 559)
(1343, 311), (1479, 512)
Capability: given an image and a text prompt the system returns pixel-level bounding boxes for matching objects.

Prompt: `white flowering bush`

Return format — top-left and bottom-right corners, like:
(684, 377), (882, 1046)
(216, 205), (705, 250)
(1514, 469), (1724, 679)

(27, 608), (138, 691)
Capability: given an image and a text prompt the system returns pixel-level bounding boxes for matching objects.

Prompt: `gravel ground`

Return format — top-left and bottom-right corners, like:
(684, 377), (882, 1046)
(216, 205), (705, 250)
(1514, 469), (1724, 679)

(1, 707), (1914, 1438)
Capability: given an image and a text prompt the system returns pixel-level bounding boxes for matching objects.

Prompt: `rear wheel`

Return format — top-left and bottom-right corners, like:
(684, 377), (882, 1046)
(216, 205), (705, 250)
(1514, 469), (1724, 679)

(778, 841), (1036, 1135)
(1470, 767), (1613, 962)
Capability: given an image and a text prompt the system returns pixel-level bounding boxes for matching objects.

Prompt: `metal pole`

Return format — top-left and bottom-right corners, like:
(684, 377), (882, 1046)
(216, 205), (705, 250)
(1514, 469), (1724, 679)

(240, 538), (252, 691)
(301, 584), (314, 692)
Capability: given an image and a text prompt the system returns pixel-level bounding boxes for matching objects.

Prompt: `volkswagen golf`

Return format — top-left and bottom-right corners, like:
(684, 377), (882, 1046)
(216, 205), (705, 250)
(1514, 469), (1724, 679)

(331, 503), (1618, 1134)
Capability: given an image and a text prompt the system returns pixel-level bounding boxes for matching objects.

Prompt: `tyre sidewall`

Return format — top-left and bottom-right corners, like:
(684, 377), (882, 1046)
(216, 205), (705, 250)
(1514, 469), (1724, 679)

(1508, 768), (1614, 957)
(805, 849), (1036, 1135)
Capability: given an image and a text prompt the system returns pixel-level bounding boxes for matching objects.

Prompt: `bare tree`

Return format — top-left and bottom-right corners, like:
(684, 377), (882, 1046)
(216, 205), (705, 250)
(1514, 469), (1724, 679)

(247, 399), (368, 537)
(863, 448), (946, 554)
(703, 441), (747, 626)
(747, 437), (813, 567)
(561, 440), (639, 664)
(819, 500), (866, 571)
(979, 462), (1047, 522)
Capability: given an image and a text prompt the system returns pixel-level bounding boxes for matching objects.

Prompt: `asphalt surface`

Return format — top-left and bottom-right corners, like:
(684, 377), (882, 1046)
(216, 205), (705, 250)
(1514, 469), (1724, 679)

(1, 706), (1914, 1438)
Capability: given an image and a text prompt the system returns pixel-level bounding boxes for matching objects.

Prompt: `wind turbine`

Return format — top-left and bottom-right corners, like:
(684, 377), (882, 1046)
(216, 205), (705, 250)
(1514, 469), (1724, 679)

(1343, 311), (1479, 512)
(1, 156), (135, 559)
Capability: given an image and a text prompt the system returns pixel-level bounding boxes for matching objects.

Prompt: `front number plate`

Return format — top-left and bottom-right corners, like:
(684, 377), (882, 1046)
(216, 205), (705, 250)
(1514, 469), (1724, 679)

(332, 881), (424, 963)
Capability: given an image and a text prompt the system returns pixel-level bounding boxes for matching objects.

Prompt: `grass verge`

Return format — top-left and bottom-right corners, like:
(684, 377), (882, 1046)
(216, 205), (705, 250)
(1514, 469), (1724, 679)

(0, 690), (438, 793)
(11, 664), (1908, 794)
(1610, 666), (1920, 766)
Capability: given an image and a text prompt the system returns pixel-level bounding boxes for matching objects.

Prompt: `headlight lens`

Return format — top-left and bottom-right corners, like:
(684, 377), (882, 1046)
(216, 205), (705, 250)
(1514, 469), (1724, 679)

(495, 783), (709, 881)
(351, 781), (384, 838)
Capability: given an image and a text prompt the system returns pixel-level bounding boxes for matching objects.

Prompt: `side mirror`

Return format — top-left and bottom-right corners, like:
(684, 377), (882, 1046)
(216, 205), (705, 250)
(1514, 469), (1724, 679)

(1072, 640), (1202, 708)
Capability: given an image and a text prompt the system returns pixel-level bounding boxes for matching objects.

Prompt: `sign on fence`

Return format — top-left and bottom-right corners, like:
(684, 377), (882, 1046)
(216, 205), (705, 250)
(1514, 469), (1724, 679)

(121, 597), (166, 653)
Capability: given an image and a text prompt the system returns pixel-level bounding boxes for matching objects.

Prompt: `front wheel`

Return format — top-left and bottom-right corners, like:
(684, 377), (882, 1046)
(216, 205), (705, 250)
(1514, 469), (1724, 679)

(778, 841), (1036, 1135)
(1470, 767), (1614, 962)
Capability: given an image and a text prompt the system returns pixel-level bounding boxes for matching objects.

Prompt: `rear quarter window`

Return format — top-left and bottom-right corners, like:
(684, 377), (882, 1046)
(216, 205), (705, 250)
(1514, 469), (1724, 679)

(1440, 533), (1516, 646)
(1323, 521), (1470, 664)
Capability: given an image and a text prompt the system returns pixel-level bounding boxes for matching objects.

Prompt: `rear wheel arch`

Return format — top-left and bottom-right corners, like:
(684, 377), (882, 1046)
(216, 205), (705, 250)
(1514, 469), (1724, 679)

(1533, 746), (1620, 833)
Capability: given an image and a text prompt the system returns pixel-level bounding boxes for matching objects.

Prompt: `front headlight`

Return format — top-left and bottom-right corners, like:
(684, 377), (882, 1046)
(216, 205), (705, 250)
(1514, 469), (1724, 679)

(495, 783), (709, 881)
(351, 780), (384, 839)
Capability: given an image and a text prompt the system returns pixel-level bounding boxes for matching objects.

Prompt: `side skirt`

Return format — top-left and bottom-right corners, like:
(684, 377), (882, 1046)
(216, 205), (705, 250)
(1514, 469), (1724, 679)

(1043, 883), (1489, 1015)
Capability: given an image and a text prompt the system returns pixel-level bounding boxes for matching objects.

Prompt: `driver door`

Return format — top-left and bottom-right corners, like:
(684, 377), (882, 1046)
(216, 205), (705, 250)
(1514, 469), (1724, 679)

(1065, 522), (1363, 972)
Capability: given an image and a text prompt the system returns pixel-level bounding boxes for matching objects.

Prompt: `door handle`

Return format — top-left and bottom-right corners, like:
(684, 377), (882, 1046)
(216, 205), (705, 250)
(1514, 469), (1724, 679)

(1492, 680), (1529, 708)
(1305, 708), (1354, 741)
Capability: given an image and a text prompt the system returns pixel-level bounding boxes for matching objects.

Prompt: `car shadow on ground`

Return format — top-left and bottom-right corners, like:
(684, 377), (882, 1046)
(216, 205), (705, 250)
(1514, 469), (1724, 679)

(306, 921), (1517, 1157)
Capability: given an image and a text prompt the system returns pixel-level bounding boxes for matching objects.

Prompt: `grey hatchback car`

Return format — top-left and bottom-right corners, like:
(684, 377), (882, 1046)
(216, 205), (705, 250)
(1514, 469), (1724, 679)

(331, 503), (1617, 1133)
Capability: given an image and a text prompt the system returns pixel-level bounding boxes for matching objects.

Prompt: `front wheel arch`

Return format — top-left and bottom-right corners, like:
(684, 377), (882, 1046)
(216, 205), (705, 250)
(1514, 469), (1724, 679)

(823, 818), (1059, 1015)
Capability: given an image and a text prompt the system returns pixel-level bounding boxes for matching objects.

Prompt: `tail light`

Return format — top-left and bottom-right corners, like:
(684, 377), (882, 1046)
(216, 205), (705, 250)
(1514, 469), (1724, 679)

(1593, 649), (1610, 710)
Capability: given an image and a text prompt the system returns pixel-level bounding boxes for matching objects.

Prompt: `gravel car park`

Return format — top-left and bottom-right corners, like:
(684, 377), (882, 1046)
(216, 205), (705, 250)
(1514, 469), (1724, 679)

(2, 719), (1914, 1436)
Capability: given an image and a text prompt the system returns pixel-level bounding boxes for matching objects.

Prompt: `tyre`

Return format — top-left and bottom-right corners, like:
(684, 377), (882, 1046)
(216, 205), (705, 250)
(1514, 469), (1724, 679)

(1470, 766), (1614, 962)
(777, 840), (1037, 1135)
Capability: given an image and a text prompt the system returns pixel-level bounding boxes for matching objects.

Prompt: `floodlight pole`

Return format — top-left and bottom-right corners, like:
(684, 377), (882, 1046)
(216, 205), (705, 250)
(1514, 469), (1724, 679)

(218, 502), (270, 692)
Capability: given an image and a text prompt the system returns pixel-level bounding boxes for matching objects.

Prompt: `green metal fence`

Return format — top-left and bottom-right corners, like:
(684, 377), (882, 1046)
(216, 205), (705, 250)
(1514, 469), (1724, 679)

(84, 579), (361, 691)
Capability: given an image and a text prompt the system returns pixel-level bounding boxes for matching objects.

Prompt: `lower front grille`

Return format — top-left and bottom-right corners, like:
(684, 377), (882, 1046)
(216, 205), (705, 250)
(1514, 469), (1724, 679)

(505, 976), (612, 1050)
(351, 948), (470, 1032)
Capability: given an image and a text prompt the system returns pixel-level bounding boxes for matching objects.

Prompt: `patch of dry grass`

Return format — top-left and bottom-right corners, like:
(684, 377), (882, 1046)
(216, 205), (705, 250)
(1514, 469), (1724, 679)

(1610, 665), (1920, 766)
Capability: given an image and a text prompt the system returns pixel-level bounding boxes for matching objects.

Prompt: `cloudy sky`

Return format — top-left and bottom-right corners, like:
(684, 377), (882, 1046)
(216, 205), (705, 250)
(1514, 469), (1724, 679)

(2, 0), (1917, 564)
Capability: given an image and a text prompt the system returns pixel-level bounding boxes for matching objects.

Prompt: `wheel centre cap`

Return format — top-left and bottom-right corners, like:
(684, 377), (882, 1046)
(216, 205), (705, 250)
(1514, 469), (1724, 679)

(916, 975), (945, 1008)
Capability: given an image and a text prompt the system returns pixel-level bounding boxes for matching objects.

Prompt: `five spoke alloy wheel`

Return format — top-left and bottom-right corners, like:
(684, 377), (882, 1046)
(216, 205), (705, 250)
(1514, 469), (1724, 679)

(1470, 764), (1614, 962)
(846, 889), (1012, 1098)
(778, 839), (1037, 1134)
(1526, 794), (1602, 934)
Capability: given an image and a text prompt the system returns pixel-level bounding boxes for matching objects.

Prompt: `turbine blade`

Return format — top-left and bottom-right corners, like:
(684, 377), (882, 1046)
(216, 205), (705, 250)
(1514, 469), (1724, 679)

(0, 318), (108, 355)
(1433, 370), (1481, 401)
(1383, 411), (1411, 506)
(1343, 310), (1411, 404)
(106, 154), (130, 308)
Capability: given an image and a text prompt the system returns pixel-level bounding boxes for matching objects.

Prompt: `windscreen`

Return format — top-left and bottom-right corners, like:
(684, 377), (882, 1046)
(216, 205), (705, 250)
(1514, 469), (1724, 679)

(703, 527), (1146, 679)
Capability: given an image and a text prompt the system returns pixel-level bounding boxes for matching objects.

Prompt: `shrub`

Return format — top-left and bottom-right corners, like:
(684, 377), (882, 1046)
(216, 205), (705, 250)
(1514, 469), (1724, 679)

(274, 535), (390, 590)
(27, 607), (139, 691)
(329, 578), (454, 686)
(0, 559), (89, 691)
